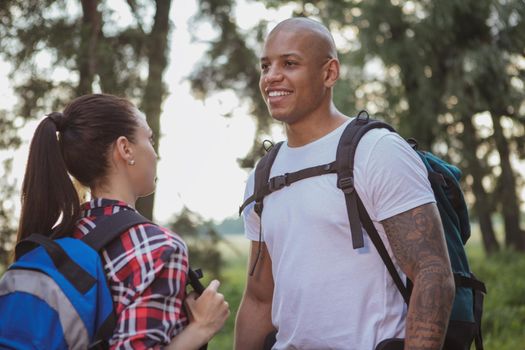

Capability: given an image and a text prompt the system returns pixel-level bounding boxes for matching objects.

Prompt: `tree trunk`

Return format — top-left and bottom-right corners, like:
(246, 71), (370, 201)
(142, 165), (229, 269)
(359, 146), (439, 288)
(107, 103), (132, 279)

(462, 115), (500, 254)
(77, 0), (101, 95)
(491, 114), (525, 251)
(135, 0), (172, 220)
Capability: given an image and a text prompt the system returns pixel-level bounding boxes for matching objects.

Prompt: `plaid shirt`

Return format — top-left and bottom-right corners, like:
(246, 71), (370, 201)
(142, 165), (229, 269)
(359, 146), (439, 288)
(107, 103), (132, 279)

(73, 198), (189, 349)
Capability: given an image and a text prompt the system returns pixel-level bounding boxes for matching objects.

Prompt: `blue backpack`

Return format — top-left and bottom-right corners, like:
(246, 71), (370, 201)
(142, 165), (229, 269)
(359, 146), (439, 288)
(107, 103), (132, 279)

(0, 210), (149, 349)
(240, 112), (487, 350)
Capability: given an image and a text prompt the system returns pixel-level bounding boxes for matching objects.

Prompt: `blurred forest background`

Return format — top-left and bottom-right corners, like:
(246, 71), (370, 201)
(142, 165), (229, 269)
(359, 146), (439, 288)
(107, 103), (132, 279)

(0, 0), (524, 349)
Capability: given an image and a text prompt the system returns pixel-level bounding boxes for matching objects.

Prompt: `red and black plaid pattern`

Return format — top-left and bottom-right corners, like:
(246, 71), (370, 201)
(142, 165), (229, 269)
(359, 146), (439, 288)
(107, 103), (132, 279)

(73, 198), (189, 350)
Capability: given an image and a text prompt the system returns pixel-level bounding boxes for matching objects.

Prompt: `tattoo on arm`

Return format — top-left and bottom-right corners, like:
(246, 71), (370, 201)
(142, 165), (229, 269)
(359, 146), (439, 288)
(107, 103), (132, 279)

(381, 203), (454, 350)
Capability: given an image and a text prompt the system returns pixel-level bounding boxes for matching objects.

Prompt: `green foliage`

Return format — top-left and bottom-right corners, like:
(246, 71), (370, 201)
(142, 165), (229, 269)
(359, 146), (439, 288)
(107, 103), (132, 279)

(190, 0), (282, 168)
(192, 0), (525, 253)
(468, 249), (525, 349)
(213, 216), (244, 235)
(0, 0), (172, 260)
(0, 0), (155, 115)
(168, 207), (226, 278)
(206, 254), (247, 349)
(0, 158), (17, 266)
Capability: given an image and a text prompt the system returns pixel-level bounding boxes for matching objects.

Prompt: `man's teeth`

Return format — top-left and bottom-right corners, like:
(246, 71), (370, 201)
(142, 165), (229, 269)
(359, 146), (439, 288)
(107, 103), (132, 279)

(268, 91), (291, 97)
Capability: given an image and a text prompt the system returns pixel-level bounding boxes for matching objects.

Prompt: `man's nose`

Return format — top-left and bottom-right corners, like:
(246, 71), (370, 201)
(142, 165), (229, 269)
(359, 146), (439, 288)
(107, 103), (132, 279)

(264, 65), (284, 84)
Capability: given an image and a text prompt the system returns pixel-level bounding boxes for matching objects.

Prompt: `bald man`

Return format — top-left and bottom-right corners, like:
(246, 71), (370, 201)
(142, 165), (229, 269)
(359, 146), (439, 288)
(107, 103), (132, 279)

(236, 18), (454, 350)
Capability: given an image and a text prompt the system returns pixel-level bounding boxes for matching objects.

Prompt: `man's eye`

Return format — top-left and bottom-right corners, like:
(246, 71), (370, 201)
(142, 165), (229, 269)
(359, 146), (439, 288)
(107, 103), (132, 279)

(261, 63), (269, 71)
(285, 61), (296, 66)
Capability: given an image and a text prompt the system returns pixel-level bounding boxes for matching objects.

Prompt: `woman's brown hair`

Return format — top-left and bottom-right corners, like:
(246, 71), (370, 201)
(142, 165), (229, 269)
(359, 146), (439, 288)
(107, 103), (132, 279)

(17, 94), (139, 246)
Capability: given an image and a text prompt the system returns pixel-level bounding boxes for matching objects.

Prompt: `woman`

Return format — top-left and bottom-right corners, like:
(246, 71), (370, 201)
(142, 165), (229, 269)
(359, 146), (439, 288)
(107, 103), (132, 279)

(17, 93), (229, 349)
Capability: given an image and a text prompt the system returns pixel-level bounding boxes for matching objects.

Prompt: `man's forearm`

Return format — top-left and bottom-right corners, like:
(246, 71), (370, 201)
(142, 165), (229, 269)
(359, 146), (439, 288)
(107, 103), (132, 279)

(404, 260), (455, 350)
(235, 296), (275, 350)
(381, 203), (455, 350)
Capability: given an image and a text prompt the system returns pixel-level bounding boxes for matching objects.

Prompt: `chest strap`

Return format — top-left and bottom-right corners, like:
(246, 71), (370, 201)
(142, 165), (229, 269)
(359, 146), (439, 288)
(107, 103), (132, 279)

(239, 161), (338, 215)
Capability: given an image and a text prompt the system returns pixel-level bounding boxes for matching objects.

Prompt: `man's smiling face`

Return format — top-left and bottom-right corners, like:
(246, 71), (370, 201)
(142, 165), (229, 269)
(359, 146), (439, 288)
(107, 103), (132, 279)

(259, 28), (330, 125)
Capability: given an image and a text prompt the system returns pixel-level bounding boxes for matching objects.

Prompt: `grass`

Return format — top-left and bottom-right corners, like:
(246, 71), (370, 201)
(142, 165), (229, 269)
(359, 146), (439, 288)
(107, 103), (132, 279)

(466, 246), (525, 350)
(203, 235), (248, 349)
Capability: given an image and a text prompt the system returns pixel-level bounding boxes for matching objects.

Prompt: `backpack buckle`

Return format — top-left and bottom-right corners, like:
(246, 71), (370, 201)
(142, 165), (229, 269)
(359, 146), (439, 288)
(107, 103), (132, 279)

(338, 176), (355, 194)
(269, 174), (289, 192)
(254, 201), (263, 216)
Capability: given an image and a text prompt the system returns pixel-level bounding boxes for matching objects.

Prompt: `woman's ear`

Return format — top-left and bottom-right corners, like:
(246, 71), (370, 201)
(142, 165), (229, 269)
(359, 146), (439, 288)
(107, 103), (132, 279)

(114, 136), (134, 165)
(324, 58), (340, 88)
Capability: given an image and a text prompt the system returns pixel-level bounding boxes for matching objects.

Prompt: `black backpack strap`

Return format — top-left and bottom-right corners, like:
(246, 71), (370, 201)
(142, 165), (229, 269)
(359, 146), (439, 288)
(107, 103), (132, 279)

(82, 210), (208, 293)
(82, 210), (150, 348)
(239, 161), (338, 216)
(15, 234), (98, 294)
(255, 141), (285, 214)
(335, 111), (408, 302)
(454, 274), (487, 293)
(472, 273), (485, 350)
(336, 112), (395, 249)
(187, 267), (205, 294)
(81, 210), (150, 251)
(185, 268), (208, 350)
(356, 197), (411, 304)
(239, 141), (284, 216)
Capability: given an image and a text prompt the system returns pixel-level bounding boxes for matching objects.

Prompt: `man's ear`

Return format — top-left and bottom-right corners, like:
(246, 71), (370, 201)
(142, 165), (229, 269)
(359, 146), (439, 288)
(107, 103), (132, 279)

(114, 136), (134, 164)
(324, 58), (340, 88)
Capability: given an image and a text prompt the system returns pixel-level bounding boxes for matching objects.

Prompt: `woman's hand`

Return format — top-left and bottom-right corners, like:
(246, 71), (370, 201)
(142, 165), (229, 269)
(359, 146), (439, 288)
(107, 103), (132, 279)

(185, 279), (231, 342)
(165, 280), (230, 350)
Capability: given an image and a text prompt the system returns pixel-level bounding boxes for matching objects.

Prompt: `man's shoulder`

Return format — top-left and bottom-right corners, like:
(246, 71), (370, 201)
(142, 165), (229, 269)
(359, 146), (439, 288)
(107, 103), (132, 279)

(354, 127), (406, 160)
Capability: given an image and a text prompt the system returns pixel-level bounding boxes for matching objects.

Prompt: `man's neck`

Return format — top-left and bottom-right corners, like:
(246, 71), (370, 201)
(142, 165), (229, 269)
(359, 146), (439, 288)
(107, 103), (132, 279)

(285, 107), (347, 147)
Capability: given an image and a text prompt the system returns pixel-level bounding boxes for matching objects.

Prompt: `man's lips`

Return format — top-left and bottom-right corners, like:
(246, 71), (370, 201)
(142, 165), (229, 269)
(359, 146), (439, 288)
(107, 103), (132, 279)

(266, 89), (293, 106)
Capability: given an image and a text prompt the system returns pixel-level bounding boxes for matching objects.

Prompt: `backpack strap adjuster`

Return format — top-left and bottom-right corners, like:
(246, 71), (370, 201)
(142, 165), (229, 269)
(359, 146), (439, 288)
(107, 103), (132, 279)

(337, 176), (355, 194)
(254, 201), (264, 216)
(269, 173), (289, 192)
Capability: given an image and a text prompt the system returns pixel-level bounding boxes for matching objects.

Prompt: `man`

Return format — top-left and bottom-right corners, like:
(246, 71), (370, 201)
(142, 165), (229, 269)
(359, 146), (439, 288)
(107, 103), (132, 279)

(235, 17), (455, 350)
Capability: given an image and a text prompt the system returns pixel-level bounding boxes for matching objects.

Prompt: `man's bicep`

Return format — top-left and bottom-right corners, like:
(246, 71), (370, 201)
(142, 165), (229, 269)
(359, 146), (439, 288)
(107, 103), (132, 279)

(380, 202), (450, 280)
(245, 241), (274, 303)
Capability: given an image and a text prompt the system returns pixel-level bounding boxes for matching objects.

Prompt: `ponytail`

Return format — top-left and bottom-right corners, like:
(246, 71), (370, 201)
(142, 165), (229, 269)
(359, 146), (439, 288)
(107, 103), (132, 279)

(17, 94), (139, 253)
(17, 114), (80, 247)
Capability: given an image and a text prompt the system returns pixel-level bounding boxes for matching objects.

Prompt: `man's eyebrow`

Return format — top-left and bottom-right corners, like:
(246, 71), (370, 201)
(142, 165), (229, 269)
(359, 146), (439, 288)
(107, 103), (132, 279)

(260, 53), (303, 61)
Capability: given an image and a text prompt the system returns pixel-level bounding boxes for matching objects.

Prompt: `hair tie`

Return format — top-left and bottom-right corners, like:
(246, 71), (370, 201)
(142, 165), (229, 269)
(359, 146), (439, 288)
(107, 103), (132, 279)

(47, 112), (66, 132)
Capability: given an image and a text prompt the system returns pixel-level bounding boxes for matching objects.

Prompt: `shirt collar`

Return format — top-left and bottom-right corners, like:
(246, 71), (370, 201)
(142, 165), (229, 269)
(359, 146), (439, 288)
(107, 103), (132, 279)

(80, 198), (135, 216)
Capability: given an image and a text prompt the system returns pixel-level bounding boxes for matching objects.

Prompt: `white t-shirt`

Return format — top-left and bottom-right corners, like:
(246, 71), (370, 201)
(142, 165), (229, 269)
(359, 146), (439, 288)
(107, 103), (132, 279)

(242, 119), (436, 350)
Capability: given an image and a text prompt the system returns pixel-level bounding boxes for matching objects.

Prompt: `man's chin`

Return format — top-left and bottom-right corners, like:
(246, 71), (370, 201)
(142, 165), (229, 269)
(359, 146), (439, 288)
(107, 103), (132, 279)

(270, 112), (290, 123)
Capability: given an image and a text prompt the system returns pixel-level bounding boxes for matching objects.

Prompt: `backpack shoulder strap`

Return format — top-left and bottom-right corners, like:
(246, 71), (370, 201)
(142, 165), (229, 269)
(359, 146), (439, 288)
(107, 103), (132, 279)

(356, 196), (411, 304)
(15, 234), (98, 294)
(12, 211), (150, 295)
(81, 210), (150, 251)
(336, 112), (395, 249)
(82, 210), (207, 296)
(239, 141), (284, 217)
(336, 112), (410, 304)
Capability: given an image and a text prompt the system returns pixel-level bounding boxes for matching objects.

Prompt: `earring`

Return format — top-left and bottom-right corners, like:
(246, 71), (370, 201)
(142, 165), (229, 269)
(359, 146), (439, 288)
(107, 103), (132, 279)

(128, 159), (135, 166)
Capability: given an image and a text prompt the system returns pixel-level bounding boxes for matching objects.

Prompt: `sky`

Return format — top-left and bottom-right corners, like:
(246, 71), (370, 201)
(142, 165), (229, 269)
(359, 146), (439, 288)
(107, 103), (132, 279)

(0, 0), (296, 224)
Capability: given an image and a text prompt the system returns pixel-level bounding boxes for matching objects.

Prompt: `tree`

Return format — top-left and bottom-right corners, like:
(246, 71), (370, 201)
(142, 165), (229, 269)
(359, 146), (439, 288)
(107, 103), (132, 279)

(136, 0), (172, 217)
(168, 207), (225, 278)
(0, 108), (21, 266)
(0, 0), (173, 263)
(190, 0), (525, 253)
(189, 0), (274, 168)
